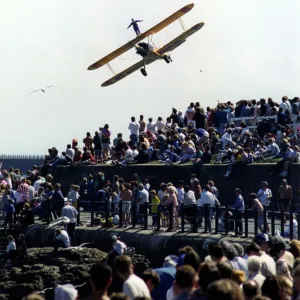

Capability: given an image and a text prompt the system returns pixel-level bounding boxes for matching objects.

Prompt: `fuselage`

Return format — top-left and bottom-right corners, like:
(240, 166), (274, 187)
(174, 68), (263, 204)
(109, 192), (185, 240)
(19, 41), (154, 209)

(135, 42), (166, 60)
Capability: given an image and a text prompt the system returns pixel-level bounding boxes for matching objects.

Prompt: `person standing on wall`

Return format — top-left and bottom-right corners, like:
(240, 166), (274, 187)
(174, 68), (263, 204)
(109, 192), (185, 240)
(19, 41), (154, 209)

(61, 201), (78, 246)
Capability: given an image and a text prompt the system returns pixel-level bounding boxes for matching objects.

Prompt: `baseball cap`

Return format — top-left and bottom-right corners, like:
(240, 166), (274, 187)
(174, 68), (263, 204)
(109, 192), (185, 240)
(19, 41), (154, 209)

(254, 233), (269, 243)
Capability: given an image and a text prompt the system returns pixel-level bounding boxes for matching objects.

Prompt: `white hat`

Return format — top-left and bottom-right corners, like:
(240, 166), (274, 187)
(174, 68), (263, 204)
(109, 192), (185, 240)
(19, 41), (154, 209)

(54, 284), (78, 300)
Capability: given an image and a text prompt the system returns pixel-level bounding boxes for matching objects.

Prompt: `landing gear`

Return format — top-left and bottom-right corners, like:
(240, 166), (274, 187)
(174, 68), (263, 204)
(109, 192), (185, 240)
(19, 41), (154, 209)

(164, 55), (172, 64)
(141, 68), (147, 76)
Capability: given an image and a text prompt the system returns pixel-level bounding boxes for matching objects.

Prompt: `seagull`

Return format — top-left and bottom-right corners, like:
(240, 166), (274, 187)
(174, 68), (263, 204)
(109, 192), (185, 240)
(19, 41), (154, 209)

(26, 85), (55, 96)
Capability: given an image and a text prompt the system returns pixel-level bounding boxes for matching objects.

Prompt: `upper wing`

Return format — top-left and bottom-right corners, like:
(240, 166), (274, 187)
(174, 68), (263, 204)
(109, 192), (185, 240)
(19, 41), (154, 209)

(157, 22), (205, 55)
(101, 58), (156, 87)
(87, 3), (194, 71)
(46, 85), (54, 89)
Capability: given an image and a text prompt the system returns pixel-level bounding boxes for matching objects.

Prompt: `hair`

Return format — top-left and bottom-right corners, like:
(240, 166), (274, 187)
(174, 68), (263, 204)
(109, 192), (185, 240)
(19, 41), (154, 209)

(243, 280), (259, 299)
(141, 269), (160, 289)
(277, 276), (292, 299)
(175, 265), (196, 289)
(217, 261), (233, 279)
(207, 279), (244, 300)
(247, 256), (262, 274)
(221, 241), (238, 260)
(110, 293), (130, 300)
(89, 263), (112, 291)
(245, 242), (261, 255)
(198, 262), (221, 291)
(252, 296), (271, 300)
(208, 243), (224, 260)
(261, 276), (281, 300)
(178, 246), (201, 272)
(289, 240), (300, 259)
(231, 269), (246, 285)
(22, 294), (45, 300)
(115, 255), (132, 276)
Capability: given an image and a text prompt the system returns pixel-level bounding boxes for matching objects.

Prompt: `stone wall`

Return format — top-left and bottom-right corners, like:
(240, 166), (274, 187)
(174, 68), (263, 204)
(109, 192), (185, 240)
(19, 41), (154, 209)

(54, 163), (300, 206)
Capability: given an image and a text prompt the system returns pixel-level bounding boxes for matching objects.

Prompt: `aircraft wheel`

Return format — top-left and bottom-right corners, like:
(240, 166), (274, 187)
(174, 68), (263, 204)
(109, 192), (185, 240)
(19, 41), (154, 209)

(141, 68), (147, 76)
(164, 55), (170, 64)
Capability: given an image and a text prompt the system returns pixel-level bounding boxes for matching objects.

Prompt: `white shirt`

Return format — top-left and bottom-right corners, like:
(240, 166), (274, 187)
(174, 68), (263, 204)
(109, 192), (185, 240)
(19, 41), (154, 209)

(15, 191), (22, 204)
(156, 120), (165, 132)
(7, 241), (16, 253)
(125, 149), (134, 162)
(157, 189), (165, 201)
(28, 186), (35, 200)
(114, 240), (127, 256)
(147, 122), (156, 133)
(166, 286), (175, 300)
(123, 274), (151, 300)
(33, 178), (46, 191)
(61, 205), (78, 224)
(257, 188), (272, 207)
(220, 132), (232, 149)
(197, 191), (216, 207)
(66, 148), (75, 160)
(56, 230), (70, 248)
(133, 149), (139, 158)
(128, 122), (140, 135)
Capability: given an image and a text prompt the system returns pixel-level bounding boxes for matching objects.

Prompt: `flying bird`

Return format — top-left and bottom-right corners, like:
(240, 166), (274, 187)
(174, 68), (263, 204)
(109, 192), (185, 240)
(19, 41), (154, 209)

(26, 85), (55, 96)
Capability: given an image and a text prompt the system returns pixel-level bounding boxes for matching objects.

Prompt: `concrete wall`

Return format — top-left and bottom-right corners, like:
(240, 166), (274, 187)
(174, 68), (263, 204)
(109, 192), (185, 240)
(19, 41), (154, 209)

(25, 225), (252, 265)
(54, 163), (300, 206)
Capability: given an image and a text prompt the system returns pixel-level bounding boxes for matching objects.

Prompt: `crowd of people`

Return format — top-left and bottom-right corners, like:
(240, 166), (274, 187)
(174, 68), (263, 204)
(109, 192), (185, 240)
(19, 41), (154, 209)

(19, 234), (300, 300)
(39, 96), (300, 178)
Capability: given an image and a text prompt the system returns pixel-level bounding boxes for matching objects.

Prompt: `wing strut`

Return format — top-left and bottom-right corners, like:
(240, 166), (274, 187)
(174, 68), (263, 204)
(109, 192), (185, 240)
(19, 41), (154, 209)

(178, 17), (186, 31)
(106, 63), (116, 75)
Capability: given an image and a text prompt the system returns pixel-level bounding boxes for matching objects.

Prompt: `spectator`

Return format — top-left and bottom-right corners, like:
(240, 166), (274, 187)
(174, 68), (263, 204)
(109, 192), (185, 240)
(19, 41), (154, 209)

(139, 115), (146, 134)
(243, 280), (260, 300)
(277, 179), (292, 213)
(207, 279), (244, 300)
(247, 256), (266, 288)
(141, 269), (160, 293)
(93, 131), (102, 162)
(231, 188), (245, 234)
(129, 117), (140, 146)
(61, 201), (78, 246)
(83, 132), (93, 149)
(101, 124), (111, 161)
(54, 284), (78, 300)
(53, 228), (70, 252)
(115, 255), (151, 300)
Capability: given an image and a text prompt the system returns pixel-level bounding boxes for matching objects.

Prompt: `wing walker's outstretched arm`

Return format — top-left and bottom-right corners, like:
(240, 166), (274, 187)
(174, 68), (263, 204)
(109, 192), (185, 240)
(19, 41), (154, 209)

(135, 20), (143, 23)
(127, 22), (133, 29)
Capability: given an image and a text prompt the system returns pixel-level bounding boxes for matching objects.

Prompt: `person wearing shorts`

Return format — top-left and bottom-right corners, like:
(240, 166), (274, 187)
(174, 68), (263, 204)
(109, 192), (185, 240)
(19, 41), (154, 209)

(277, 179), (292, 214)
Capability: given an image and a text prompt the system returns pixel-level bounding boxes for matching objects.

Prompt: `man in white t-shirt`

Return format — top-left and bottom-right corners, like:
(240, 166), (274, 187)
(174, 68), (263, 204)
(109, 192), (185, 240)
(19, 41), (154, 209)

(115, 255), (151, 300)
(256, 182), (272, 209)
(54, 228), (70, 252)
(128, 117), (140, 146)
(112, 236), (127, 256)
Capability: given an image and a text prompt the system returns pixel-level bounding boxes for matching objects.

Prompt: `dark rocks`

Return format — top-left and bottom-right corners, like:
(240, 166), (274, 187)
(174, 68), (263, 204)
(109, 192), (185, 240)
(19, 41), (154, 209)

(0, 247), (107, 300)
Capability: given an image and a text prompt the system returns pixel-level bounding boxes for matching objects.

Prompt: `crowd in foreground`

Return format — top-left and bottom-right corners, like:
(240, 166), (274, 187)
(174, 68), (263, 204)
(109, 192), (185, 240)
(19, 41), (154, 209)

(40, 96), (300, 178)
(18, 234), (300, 300)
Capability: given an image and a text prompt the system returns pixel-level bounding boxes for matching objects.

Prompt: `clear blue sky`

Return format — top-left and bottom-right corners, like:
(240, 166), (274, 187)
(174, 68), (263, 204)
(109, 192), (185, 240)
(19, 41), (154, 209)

(1, 0), (300, 154)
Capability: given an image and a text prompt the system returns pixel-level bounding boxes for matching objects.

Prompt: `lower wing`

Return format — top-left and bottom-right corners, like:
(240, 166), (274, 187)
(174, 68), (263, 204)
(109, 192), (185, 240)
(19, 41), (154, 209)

(26, 89), (41, 96)
(101, 58), (156, 87)
(157, 22), (205, 55)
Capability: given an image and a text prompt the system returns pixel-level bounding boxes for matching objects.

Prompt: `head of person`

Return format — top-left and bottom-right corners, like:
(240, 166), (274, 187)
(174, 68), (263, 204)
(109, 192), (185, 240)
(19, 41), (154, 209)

(131, 116), (135, 122)
(89, 263), (112, 294)
(231, 269), (246, 286)
(110, 293), (130, 300)
(221, 241), (238, 260)
(54, 284), (78, 300)
(178, 246), (201, 272)
(22, 293), (45, 300)
(261, 276), (281, 300)
(141, 269), (160, 292)
(198, 262), (221, 291)
(247, 256), (262, 275)
(217, 261), (233, 279)
(115, 255), (134, 280)
(173, 265), (197, 297)
(234, 188), (241, 196)
(245, 242), (261, 257)
(208, 243), (224, 262)
(207, 279), (244, 300)
(254, 233), (270, 252)
(243, 280), (259, 300)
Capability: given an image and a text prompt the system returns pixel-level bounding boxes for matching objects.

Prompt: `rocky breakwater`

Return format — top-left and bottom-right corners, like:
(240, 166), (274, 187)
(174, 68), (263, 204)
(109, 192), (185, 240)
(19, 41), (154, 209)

(0, 247), (150, 300)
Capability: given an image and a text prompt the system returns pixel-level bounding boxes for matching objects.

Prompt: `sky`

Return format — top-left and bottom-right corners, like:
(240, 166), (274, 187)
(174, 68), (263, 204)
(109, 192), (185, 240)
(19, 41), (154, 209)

(1, 0), (300, 154)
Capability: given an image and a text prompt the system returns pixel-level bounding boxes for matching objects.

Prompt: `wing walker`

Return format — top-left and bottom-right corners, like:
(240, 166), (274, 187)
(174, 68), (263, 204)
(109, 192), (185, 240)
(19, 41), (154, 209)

(87, 3), (205, 87)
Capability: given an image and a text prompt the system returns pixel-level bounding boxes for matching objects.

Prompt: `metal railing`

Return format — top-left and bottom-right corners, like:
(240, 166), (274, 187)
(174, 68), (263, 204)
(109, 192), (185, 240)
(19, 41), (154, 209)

(0, 154), (44, 160)
(45, 199), (300, 241)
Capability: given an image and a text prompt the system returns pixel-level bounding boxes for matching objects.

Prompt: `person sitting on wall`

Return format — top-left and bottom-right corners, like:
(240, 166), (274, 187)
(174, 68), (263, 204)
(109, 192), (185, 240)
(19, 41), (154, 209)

(53, 228), (70, 253)
(112, 235), (127, 256)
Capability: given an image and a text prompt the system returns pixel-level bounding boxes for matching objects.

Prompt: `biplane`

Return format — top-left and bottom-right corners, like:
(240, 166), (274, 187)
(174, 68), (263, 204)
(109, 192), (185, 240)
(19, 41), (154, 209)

(87, 3), (205, 87)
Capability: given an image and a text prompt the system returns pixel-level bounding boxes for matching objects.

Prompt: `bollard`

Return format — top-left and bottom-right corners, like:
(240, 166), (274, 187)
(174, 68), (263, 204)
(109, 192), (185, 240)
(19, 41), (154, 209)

(144, 203), (148, 230)
(132, 201), (137, 229)
(181, 203), (185, 233)
(118, 200), (123, 228)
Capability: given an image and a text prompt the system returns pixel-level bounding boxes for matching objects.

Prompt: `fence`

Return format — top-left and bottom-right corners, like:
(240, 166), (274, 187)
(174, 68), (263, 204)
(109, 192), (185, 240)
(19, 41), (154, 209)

(0, 154), (44, 160)
(229, 114), (300, 133)
(46, 199), (300, 241)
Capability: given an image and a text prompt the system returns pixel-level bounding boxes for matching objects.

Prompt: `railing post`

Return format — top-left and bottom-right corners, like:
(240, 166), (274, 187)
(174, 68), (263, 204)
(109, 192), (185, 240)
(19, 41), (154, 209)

(132, 201), (137, 229)
(181, 203), (185, 233)
(289, 210), (293, 241)
(91, 196), (95, 226)
(118, 200), (123, 228)
(234, 208), (238, 237)
(280, 210), (285, 237)
(192, 204), (197, 233)
(215, 205), (219, 234)
(244, 209), (248, 238)
(204, 205), (209, 233)
(156, 204), (161, 231)
(254, 209), (258, 237)
(144, 203), (148, 230)
(105, 200), (109, 227)
(271, 206), (275, 236)
(225, 207), (229, 235)
(168, 204), (173, 231)
(77, 196), (81, 226)
(263, 209), (267, 233)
